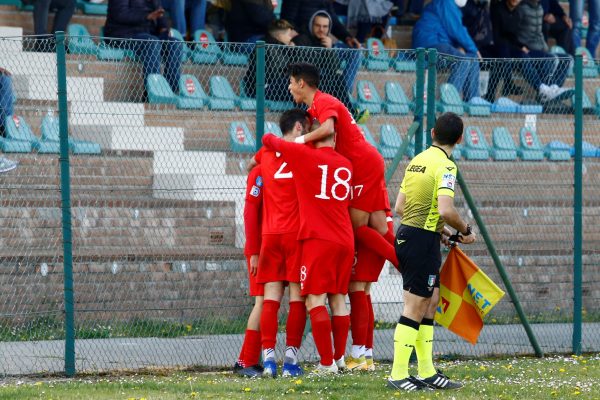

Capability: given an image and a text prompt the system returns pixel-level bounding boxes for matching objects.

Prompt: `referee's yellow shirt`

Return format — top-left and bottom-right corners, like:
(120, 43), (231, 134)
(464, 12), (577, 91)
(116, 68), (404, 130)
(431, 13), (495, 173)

(399, 145), (457, 233)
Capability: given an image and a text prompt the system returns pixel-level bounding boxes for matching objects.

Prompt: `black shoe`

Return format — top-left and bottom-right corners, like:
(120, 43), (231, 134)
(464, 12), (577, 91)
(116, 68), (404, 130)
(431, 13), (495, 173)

(233, 361), (243, 372)
(387, 376), (428, 391)
(418, 370), (463, 389)
(235, 365), (262, 378)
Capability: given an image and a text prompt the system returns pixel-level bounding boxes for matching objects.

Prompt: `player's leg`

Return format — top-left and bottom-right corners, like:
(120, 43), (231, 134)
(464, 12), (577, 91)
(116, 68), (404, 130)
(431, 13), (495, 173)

(364, 283), (376, 371)
(260, 281), (284, 377)
(306, 293), (336, 371)
(283, 282), (306, 377)
(328, 293), (350, 370)
(351, 208), (398, 268)
(347, 280), (369, 371)
(235, 295), (264, 377)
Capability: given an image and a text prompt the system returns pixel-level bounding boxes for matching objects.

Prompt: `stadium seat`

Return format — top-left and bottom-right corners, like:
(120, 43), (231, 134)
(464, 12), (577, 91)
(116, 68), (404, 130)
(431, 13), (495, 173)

(571, 89), (594, 113)
(229, 122), (256, 152)
(222, 44), (249, 66)
(40, 115), (102, 154)
(192, 30), (221, 64)
(576, 47), (598, 77)
(462, 126), (490, 160)
(409, 82), (428, 112)
(76, 0), (107, 14)
(355, 80), (383, 114)
(384, 81), (410, 115)
(571, 140), (600, 157)
(273, 0), (282, 17)
(0, 0), (22, 6)
(358, 124), (378, 149)
(0, 116), (31, 153)
(517, 127), (545, 161)
(379, 124), (403, 159)
(453, 143), (462, 160)
(517, 102), (543, 114)
(464, 96), (491, 116)
(266, 100), (294, 111)
(491, 127), (518, 161)
(170, 29), (191, 62)
(544, 140), (572, 161)
(437, 83), (464, 115)
(67, 24), (97, 56)
(491, 97), (519, 113)
(177, 75), (206, 109)
(550, 45), (573, 76)
(3, 115), (58, 153)
(97, 27), (128, 61)
(146, 74), (178, 105)
(393, 52), (417, 72)
(363, 38), (390, 71)
(264, 121), (282, 137)
(210, 75), (256, 111)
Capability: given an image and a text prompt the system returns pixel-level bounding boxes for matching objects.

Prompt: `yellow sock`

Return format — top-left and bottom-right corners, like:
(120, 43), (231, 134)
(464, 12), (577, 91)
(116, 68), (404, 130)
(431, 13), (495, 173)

(390, 321), (419, 380)
(415, 323), (436, 378)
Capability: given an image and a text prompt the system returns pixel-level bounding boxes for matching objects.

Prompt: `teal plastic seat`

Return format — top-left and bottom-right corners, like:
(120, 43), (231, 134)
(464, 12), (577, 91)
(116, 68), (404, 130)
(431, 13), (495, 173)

(384, 81), (409, 115)
(192, 30), (220, 64)
(266, 100), (294, 111)
(576, 47), (598, 77)
(146, 74), (178, 105)
(0, 0), (22, 6)
(491, 127), (518, 161)
(358, 124), (378, 149)
(409, 82), (428, 112)
(465, 96), (491, 116)
(491, 97), (519, 113)
(67, 24), (97, 55)
(379, 124), (403, 159)
(363, 38), (390, 71)
(97, 26), (127, 61)
(572, 140), (600, 157)
(356, 80), (383, 114)
(572, 89), (594, 112)
(229, 122), (256, 152)
(437, 83), (464, 115)
(453, 143), (462, 160)
(170, 29), (191, 62)
(264, 121), (282, 137)
(77, 0), (107, 14)
(393, 53), (417, 72)
(41, 115), (101, 154)
(4, 115), (58, 153)
(209, 75), (255, 111)
(0, 116), (32, 153)
(177, 74), (206, 109)
(222, 44), (248, 66)
(545, 140), (571, 161)
(462, 126), (489, 160)
(518, 127), (545, 161)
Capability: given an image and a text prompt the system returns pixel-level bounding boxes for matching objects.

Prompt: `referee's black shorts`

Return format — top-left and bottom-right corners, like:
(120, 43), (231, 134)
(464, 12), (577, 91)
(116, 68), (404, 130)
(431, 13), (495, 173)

(394, 224), (441, 298)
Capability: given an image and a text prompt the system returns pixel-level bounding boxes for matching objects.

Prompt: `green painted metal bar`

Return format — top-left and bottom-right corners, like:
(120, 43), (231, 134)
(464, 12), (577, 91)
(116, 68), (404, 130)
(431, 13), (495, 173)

(414, 48), (426, 154)
(385, 121), (419, 184)
(255, 40), (265, 151)
(426, 48), (437, 148)
(56, 31), (76, 376)
(573, 54), (583, 355)
(456, 172), (543, 357)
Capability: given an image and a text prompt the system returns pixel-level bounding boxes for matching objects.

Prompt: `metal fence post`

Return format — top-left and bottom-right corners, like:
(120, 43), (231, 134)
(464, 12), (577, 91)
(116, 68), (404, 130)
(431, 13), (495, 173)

(426, 48), (437, 148)
(56, 31), (76, 376)
(573, 53), (583, 356)
(414, 48), (426, 154)
(255, 40), (265, 151)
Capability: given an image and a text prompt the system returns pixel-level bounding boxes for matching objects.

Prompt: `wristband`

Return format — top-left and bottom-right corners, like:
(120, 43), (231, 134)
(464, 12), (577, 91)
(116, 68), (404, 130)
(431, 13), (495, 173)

(462, 224), (472, 236)
(294, 135), (306, 144)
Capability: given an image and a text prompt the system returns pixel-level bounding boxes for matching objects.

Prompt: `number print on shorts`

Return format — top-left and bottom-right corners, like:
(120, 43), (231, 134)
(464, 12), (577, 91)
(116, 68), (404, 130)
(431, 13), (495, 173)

(300, 265), (307, 290)
(315, 165), (352, 201)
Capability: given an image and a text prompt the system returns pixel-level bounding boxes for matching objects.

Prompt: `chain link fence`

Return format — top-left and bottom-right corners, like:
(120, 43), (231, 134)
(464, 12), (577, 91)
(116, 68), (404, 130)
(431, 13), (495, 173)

(0, 32), (598, 376)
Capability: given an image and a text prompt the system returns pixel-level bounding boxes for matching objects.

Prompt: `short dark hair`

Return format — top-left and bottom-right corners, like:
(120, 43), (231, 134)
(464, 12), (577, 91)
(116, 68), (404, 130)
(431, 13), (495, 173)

(287, 62), (320, 88)
(433, 112), (464, 145)
(279, 108), (309, 135)
(269, 19), (294, 35)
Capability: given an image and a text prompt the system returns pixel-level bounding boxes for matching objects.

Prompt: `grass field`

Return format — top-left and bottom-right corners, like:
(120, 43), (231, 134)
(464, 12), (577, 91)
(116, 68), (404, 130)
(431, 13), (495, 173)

(0, 355), (598, 400)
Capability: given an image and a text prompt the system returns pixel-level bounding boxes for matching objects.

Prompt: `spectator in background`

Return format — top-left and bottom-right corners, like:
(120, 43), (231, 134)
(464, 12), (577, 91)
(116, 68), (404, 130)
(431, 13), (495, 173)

(225, 0), (274, 43)
(243, 19), (296, 103)
(161, 0), (207, 37)
(542, 0), (574, 54)
(491, 0), (573, 102)
(0, 68), (20, 173)
(461, 0), (523, 101)
(105, 0), (183, 95)
(31, 0), (75, 50)
(413, 0), (481, 101)
(347, 0), (393, 43)
(569, 0), (600, 57)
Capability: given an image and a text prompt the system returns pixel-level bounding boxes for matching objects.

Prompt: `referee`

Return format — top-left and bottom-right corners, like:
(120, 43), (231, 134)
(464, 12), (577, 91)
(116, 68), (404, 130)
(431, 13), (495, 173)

(388, 112), (476, 392)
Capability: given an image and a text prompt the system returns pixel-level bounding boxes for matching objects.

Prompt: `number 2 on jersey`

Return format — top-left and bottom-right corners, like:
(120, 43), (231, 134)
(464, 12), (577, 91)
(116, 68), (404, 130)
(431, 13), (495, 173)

(315, 165), (352, 201)
(274, 162), (293, 179)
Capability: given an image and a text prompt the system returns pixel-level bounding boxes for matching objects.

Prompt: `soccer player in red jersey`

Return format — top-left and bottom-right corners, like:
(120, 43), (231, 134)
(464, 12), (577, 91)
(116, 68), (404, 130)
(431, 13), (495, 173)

(286, 63), (398, 270)
(256, 110), (308, 378)
(234, 164), (265, 378)
(262, 113), (354, 374)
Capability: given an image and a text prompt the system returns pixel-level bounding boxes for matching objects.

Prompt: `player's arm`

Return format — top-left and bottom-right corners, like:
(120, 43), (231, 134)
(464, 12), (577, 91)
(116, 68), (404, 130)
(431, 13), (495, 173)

(244, 168), (263, 275)
(394, 192), (406, 217)
(262, 133), (307, 162)
(295, 118), (335, 144)
(246, 156), (258, 172)
(438, 196), (475, 244)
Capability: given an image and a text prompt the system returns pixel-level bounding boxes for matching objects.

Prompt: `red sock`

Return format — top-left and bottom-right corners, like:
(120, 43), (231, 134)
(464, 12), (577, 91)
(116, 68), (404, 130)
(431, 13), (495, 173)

(237, 333), (247, 367)
(286, 301), (307, 348)
(331, 315), (350, 361)
(244, 329), (262, 366)
(260, 300), (280, 350)
(309, 306), (334, 366)
(355, 225), (398, 267)
(366, 294), (375, 349)
(349, 291), (368, 347)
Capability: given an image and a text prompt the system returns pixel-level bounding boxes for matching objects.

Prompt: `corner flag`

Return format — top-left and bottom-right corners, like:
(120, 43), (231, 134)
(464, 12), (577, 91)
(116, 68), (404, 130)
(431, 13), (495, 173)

(435, 246), (505, 344)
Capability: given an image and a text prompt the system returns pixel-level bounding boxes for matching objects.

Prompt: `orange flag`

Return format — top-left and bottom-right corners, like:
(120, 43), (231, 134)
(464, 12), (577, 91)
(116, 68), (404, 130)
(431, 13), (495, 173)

(435, 246), (505, 345)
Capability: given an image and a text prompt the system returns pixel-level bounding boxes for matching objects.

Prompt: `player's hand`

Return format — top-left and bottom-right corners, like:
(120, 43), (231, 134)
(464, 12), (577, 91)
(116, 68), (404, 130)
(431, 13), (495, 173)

(250, 254), (259, 276)
(458, 231), (476, 244)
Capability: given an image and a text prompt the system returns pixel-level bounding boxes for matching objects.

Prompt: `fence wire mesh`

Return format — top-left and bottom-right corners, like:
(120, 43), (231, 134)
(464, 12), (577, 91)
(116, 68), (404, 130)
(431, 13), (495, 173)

(0, 32), (598, 376)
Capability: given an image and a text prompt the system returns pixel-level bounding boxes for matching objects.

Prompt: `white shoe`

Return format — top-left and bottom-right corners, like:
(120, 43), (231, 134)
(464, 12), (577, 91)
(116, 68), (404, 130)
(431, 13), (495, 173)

(335, 356), (346, 371)
(0, 157), (18, 173)
(539, 83), (573, 102)
(313, 362), (339, 375)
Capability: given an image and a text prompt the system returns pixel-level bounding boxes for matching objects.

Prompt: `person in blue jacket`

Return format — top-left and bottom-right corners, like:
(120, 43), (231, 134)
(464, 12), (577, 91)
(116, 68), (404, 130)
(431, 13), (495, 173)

(412, 0), (481, 101)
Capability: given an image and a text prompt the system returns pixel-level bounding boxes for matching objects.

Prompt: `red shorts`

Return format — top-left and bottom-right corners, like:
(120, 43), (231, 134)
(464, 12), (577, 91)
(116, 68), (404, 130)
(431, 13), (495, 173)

(300, 239), (354, 296)
(256, 232), (301, 284)
(350, 145), (388, 213)
(246, 256), (265, 296)
(350, 245), (386, 282)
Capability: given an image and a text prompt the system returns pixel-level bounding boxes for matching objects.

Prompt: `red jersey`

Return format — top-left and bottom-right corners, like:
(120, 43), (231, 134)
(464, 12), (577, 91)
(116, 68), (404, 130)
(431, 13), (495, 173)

(244, 165), (263, 256)
(263, 134), (354, 247)
(260, 149), (299, 234)
(308, 90), (367, 162)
